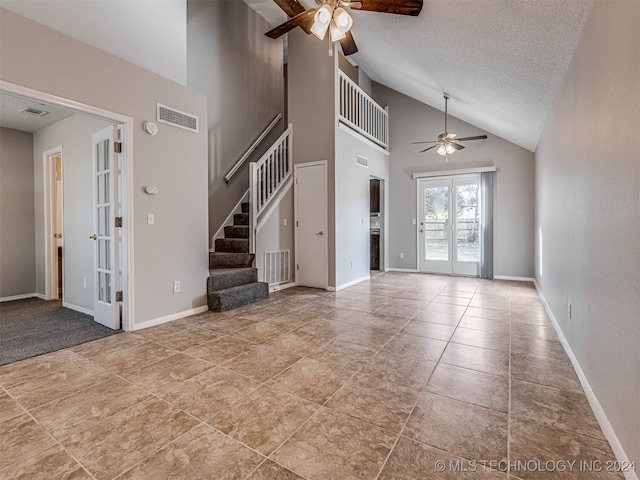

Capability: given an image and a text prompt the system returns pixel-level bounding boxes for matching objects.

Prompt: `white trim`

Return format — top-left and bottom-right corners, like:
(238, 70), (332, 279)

(333, 275), (370, 292)
(256, 177), (293, 233)
(385, 268), (419, 273)
(337, 123), (390, 155)
(212, 190), (249, 247)
(43, 146), (63, 301)
(0, 293), (40, 302)
(534, 280), (638, 480)
(269, 282), (296, 292)
(412, 166), (496, 180)
(62, 301), (93, 316)
(132, 305), (208, 331)
(494, 275), (535, 282)
(1, 80), (135, 332)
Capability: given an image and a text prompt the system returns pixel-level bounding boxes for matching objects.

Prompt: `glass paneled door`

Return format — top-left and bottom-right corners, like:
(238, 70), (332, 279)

(418, 175), (481, 276)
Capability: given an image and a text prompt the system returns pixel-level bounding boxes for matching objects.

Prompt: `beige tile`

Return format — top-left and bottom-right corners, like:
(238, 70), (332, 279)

(511, 353), (582, 391)
(510, 418), (623, 480)
(0, 444), (91, 480)
(432, 295), (472, 306)
(458, 315), (511, 335)
(184, 335), (257, 364)
(440, 342), (509, 377)
(423, 303), (468, 317)
(450, 327), (510, 352)
(425, 363), (509, 413)
(325, 374), (418, 432)
(223, 344), (302, 382)
(61, 398), (199, 479)
(0, 350), (91, 387)
(374, 304), (422, 319)
(307, 340), (378, 372)
(511, 335), (568, 361)
(263, 329), (331, 356)
(135, 326), (220, 351)
(31, 376), (151, 438)
(511, 322), (559, 342)
(401, 320), (457, 341)
(272, 407), (397, 480)
(246, 460), (306, 480)
(69, 332), (147, 358)
(413, 310), (462, 326)
(159, 367), (260, 420)
(360, 350), (436, 390)
(465, 306), (511, 321)
(380, 435), (507, 480)
(208, 385), (318, 455)
(86, 341), (176, 375)
(267, 357), (352, 405)
(511, 311), (551, 326)
(118, 423), (264, 480)
(0, 414), (57, 470)
(119, 352), (213, 392)
(232, 321), (293, 344)
(334, 325), (394, 349)
(6, 362), (112, 409)
(511, 379), (605, 440)
(380, 334), (448, 362)
(404, 392), (508, 461)
(0, 390), (25, 421)
(194, 316), (258, 333)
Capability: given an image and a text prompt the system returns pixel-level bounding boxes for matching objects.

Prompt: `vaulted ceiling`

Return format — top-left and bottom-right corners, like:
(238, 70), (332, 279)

(245, 0), (594, 151)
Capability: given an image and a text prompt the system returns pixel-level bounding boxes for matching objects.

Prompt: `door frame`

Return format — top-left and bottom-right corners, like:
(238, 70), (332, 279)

(294, 160), (328, 289)
(43, 146), (63, 301)
(1, 80), (134, 331)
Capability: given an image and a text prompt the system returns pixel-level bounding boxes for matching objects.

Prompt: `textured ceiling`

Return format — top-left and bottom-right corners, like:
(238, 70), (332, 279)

(0, 93), (75, 133)
(245, 0), (594, 151)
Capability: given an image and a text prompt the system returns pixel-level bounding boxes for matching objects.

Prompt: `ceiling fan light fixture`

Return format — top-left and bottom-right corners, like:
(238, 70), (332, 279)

(330, 20), (346, 41)
(333, 7), (353, 32)
(437, 144), (447, 156)
(445, 143), (457, 155)
(311, 5), (333, 40)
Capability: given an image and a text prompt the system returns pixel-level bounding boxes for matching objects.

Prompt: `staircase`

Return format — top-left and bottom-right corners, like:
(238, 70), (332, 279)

(207, 202), (269, 312)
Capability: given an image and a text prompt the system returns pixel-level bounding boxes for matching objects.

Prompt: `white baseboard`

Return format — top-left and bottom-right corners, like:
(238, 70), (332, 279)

(333, 275), (371, 292)
(0, 293), (40, 302)
(385, 268), (419, 273)
(132, 305), (209, 331)
(63, 302), (94, 316)
(494, 275), (535, 282)
(534, 280), (638, 480)
(269, 282), (296, 292)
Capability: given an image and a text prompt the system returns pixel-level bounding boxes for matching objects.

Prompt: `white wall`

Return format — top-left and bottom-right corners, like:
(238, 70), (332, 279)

(535, 0), (639, 467)
(373, 84), (535, 278)
(1, 8), (209, 327)
(0, 0), (187, 85)
(186, 0), (285, 246)
(33, 114), (112, 312)
(0, 127), (35, 298)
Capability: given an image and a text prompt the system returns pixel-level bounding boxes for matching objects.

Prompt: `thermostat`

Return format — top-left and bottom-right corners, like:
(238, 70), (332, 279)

(144, 186), (159, 195)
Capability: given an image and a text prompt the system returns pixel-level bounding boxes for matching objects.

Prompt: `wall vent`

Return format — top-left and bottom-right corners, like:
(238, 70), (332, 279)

(20, 106), (49, 117)
(356, 154), (368, 168)
(157, 103), (198, 133)
(264, 250), (290, 285)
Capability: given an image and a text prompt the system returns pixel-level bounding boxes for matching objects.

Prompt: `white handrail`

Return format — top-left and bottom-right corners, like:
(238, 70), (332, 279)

(249, 123), (293, 253)
(338, 71), (388, 149)
(225, 113), (282, 183)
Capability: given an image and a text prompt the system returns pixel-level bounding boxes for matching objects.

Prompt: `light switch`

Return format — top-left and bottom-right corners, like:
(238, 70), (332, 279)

(147, 213), (155, 225)
(284, 219), (288, 227)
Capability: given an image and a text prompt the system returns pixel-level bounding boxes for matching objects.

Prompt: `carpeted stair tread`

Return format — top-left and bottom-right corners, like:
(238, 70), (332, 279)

(241, 202), (249, 214)
(215, 238), (249, 253)
(208, 267), (257, 292)
(208, 282), (269, 312)
(209, 252), (255, 269)
(224, 225), (249, 238)
(234, 213), (249, 226)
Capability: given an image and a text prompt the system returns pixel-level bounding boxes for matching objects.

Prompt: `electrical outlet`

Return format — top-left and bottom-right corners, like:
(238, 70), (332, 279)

(400, 252), (405, 259)
(351, 261), (355, 270)
(83, 278), (87, 288)
(568, 303), (572, 319)
(412, 218), (416, 225)
(173, 281), (181, 293)
(283, 218), (287, 227)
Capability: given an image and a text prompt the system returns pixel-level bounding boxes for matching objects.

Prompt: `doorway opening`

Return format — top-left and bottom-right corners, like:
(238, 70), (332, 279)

(44, 148), (64, 301)
(369, 177), (385, 273)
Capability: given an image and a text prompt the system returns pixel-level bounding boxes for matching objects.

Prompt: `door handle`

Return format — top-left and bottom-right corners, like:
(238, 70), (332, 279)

(89, 234), (97, 240)
(316, 231), (324, 236)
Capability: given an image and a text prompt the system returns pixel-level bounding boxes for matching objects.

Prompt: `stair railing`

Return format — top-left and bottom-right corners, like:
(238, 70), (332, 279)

(249, 123), (293, 253)
(338, 70), (389, 150)
(224, 113), (283, 183)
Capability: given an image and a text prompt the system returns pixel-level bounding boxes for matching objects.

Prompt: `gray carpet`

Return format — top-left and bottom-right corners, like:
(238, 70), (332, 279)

(0, 297), (120, 366)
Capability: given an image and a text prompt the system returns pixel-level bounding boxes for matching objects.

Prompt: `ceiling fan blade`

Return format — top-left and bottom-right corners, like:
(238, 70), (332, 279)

(449, 142), (465, 151)
(339, 31), (359, 56)
(411, 141), (439, 144)
(273, 0), (306, 17)
(265, 9), (316, 39)
(456, 135), (488, 141)
(355, 0), (423, 16)
(420, 144), (440, 153)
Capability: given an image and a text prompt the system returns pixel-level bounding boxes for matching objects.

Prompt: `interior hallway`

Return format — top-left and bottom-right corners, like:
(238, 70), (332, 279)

(0, 273), (623, 479)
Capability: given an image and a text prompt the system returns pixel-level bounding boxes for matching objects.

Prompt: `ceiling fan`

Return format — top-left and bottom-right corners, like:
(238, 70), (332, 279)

(413, 95), (488, 161)
(265, 0), (423, 56)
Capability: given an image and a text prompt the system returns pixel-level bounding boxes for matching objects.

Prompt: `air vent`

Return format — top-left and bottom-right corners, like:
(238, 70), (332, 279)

(264, 250), (290, 285)
(157, 103), (198, 133)
(356, 154), (368, 168)
(20, 106), (49, 117)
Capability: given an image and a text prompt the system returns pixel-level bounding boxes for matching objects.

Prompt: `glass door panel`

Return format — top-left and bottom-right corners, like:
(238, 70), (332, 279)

(424, 186), (449, 261)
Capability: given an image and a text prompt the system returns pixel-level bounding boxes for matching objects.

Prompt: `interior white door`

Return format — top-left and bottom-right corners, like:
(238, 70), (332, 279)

(91, 126), (120, 329)
(418, 175), (480, 276)
(295, 162), (328, 288)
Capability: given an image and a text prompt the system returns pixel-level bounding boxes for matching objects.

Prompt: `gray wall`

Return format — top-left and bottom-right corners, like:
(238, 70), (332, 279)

(33, 114), (112, 311)
(0, 127), (35, 298)
(187, 0), (285, 246)
(373, 84), (535, 278)
(535, 0), (639, 466)
(1, 8), (209, 327)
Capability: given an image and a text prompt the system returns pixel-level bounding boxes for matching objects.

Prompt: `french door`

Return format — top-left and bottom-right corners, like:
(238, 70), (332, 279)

(418, 175), (481, 276)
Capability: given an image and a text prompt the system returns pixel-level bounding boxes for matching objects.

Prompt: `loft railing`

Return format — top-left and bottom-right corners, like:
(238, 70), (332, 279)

(249, 123), (293, 253)
(338, 70), (389, 149)
(224, 113), (282, 183)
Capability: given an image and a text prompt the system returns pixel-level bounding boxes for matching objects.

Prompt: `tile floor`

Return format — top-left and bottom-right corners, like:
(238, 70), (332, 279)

(0, 273), (624, 479)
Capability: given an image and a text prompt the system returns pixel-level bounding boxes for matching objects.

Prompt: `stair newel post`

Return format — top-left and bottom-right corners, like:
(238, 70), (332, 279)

(249, 162), (258, 256)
